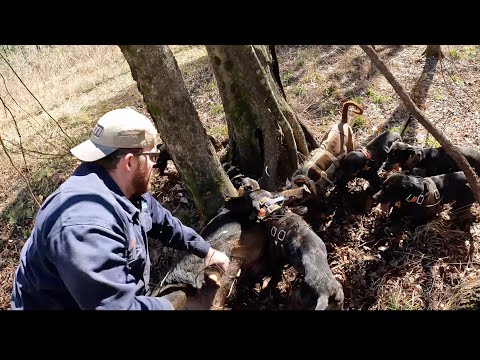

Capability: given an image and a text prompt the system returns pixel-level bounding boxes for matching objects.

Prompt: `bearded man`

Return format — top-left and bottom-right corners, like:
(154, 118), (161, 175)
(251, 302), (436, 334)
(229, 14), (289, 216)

(11, 108), (229, 310)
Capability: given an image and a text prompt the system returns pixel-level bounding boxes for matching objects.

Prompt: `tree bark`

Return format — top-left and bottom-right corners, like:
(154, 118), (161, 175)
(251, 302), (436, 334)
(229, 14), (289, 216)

(206, 45), (310, 191)
(422, 45), (444, 59)
(120, 45), (237, 221)
(360, 45), (480, 204)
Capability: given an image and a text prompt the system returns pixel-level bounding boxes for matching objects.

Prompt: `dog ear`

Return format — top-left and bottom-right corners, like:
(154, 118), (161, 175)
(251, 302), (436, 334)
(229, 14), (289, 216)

(406, 147), (416, 156)
(362, 158), (373, 172)
(401, 178), (416, 191)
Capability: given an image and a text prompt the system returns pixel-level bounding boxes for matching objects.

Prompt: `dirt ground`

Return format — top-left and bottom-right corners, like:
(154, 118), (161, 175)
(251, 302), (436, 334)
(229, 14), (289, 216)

(2, 45), (480, 310)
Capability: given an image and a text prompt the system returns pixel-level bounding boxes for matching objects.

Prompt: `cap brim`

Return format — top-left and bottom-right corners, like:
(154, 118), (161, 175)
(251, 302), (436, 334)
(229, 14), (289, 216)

(70, 140), (117, 162)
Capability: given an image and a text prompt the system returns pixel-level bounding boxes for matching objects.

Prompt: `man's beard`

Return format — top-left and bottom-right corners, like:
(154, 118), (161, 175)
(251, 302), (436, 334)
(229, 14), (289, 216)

(132, 161), (152, 196)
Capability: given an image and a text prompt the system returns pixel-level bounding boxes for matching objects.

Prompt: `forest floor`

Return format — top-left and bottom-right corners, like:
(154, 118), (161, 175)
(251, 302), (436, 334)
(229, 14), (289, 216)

(1, 45), (480, 310)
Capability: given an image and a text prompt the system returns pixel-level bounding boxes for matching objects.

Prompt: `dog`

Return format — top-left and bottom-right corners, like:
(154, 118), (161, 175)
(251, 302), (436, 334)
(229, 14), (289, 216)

(291, 100), (362, 197)
(154, 143), (172, 175)
(239, 178), (344, 310)
(153, 174), (311, 310)
(372, 171), (474, 234)
(337, 130), (402, 186)
(384, 142), (480, 177)
(153, 199), (268, 310)
(226, 166), (311, 209)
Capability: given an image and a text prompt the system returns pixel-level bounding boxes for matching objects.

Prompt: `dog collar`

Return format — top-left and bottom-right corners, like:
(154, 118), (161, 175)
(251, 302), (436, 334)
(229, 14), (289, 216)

(257, 195), (286, 220)
(405, 178), (441, 206)
(359, 147), (372, 159)
(405, 193), (424, 204)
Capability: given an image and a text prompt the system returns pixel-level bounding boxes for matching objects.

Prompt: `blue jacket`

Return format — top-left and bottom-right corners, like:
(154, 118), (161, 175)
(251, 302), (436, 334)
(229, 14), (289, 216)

(11, 162), (211, 310)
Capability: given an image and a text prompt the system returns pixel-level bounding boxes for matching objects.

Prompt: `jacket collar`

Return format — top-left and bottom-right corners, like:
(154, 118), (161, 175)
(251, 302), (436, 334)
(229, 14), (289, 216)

(73, 162), (143, 218)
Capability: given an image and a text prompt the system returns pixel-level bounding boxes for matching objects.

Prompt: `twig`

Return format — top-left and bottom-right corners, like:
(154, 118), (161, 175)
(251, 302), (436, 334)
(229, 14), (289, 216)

(0, 53), (75, 146)
(0, 71), (64, 151)
(0, 131), (40, 208)
(3, 138), (66, 158)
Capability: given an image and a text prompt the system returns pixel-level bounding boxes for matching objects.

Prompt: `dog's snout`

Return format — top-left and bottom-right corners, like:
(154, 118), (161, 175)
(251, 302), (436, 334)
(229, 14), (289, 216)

(383, 161), (394, 171)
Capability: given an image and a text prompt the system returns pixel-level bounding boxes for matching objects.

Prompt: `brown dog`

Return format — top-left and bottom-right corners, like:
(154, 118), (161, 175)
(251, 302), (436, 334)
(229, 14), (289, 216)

(291, 100), (362, 196)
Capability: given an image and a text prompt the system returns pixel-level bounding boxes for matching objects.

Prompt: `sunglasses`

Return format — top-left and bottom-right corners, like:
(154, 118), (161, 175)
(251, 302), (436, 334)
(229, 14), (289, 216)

(130, 151), (161, 163)
(133, 151), (160, 163)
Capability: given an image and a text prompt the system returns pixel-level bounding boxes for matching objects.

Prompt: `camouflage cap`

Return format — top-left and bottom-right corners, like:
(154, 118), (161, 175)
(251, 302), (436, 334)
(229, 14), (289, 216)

(70, 108), (158, 162)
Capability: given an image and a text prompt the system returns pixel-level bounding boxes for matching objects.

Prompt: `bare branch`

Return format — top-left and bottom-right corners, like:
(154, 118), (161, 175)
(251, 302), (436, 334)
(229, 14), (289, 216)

(0, 71), (64, 151)
(2, 138), (65, 158)
(0, 53), (75, 146)
(0, 108), (40, 208)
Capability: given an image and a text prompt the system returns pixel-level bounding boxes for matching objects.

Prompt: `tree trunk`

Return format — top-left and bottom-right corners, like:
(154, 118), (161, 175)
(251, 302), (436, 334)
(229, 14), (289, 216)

(206, 45), (311, 191)
(120, 45), (237, 221)
(422, 45), (444, 59)
(360, 45), (480, 204)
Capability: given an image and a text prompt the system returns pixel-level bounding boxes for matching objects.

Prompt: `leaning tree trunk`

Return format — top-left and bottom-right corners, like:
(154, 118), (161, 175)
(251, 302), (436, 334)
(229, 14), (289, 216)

(360, 45), (480, 204)
(206, 45), (312, 191)
(120, 45), (237, 221)
(422, 45), (444, 59)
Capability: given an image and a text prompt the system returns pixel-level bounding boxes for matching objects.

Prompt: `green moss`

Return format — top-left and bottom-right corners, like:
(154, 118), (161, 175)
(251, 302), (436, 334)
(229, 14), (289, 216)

(183, 175), (226, 220)
(367, 88), (389, 104)
(205, 81), (217, 92)
(425, 136), (441, 148)
(388, 125), (411, 136)
(351, 115), (367, 129)
(292, 85), (304, 96)
(211, 104), (224, 116)
(386, 295), (420, 310)
(450, 74), (463, 84)
(350, 96), (364, 105)
(324, 84), (338, 98)
(281, 70), (294, 85)
(228, 95), (257, 130)
(210, 124), (228, 137)
(448, 48), (460, 59)
(148, 103), (162, 119)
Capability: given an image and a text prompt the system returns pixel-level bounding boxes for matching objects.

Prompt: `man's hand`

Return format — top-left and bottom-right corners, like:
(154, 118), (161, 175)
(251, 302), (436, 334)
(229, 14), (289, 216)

(204, 248), (230, 272)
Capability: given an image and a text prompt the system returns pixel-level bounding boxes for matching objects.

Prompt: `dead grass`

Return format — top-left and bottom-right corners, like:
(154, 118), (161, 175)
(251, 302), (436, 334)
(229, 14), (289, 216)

(2, 45), (480, 310)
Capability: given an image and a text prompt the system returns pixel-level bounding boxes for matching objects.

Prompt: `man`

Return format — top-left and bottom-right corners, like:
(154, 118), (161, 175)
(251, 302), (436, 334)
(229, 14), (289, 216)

(11, 108), (230, 310)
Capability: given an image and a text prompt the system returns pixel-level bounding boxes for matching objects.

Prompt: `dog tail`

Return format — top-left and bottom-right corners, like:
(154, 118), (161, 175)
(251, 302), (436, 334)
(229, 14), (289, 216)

(341, 100), (363, 124)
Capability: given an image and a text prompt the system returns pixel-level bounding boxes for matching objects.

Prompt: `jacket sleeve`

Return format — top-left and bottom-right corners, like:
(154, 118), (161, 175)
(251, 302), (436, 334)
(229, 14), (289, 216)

(145, 193), (211, 258)
(49, 222), (173, 310)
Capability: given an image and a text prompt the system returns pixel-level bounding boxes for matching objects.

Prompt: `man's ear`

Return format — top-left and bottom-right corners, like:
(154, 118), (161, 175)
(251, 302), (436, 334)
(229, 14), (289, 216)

(123, 153), (135, 171)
